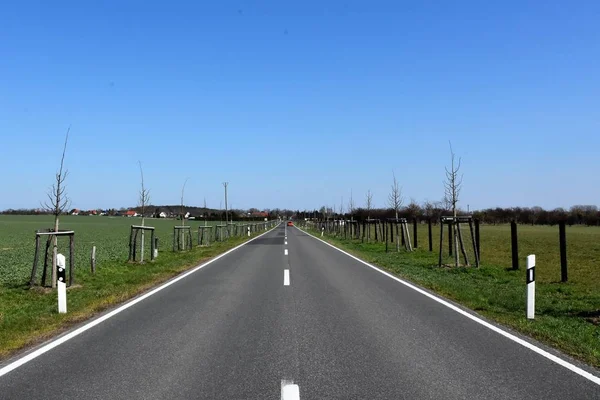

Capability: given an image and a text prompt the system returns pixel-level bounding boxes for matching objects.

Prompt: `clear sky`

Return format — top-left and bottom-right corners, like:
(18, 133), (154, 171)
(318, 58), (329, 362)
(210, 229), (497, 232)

(1, 1), (599, 212)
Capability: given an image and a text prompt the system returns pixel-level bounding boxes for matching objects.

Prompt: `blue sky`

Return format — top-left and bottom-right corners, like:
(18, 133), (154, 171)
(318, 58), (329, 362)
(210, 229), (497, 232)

(1, 1), (599, 212)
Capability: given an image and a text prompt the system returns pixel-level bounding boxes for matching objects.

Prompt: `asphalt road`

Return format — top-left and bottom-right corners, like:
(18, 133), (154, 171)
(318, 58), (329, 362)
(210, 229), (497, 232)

(1, 224), (599, 399)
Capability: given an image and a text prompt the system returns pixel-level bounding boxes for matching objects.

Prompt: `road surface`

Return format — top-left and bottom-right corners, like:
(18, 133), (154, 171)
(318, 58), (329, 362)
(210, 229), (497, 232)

(1, 224), (599, 399)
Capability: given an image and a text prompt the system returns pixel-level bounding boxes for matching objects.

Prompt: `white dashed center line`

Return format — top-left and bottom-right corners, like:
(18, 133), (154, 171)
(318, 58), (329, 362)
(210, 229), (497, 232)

(281, 379), (300, 399)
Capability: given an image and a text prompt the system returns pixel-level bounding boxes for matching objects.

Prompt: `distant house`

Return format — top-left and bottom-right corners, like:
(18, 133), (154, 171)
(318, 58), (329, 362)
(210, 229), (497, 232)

(124, 210), (136, 217)
(159, 211), (167, 218)
(71, 209), (80, 216)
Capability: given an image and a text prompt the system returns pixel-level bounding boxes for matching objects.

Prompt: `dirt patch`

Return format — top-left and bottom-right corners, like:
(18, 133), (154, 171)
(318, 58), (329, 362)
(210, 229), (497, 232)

(576, 310), (600, 325)
(29, 284), (83, 294)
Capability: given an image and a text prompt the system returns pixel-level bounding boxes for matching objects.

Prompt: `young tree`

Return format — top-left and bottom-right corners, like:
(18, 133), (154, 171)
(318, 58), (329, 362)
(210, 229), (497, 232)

(348, 190), (355, 221)
(138, 161), (150, 262)
(42, 127), (71, 288)
(223, 182), (229, 231)
(444, 141), (463, 267)
(181, 178), (189, 225)
(388, 172), (403, 251)
(365, 190), (373, 219)
(388, 172), (403, 219)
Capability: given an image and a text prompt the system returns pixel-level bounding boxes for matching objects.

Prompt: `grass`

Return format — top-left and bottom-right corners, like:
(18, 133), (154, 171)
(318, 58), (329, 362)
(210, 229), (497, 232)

(0, 215), (270, 360)
(304, 222), (600, 368)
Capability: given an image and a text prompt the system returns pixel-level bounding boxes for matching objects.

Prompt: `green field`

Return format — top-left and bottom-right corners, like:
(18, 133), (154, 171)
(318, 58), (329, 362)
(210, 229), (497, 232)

(0, 215), (253, 286)
(304, 222), (600, 367)
(0, 215), (271, 359)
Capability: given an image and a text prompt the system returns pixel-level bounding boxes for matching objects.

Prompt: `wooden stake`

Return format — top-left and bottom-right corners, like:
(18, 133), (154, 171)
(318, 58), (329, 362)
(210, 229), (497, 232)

(469, 219), (480, 268)
(30, 232), (41, 287)
(438, 219), (444, 267)
(457, 223), (469, 266)
(69, 234), (74, 286)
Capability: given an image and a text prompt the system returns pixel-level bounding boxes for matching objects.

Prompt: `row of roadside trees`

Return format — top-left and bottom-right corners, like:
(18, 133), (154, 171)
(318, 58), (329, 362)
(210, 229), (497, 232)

(296, 204), (600, 226)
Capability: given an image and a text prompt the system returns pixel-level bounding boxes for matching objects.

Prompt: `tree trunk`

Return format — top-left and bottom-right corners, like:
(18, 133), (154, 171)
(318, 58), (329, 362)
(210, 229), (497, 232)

(453, 207), (459, 267)
(454, 223), (460, 267)
(51, 216), (59, 288)
(140, 217), (145, 262)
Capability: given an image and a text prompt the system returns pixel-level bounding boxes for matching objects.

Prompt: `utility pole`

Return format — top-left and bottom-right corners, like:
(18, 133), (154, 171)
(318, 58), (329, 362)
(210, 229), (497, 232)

(223, 182), (229, 231)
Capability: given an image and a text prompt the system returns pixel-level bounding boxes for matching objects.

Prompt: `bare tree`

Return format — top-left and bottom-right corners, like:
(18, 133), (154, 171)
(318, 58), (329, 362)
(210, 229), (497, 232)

(423, 200), (435, 219)
(444, 141), (463, 267)
(138, 161), (150, 262)
(42, 126), (71, 288)
(441, 196), (452, 212)
(222, 182), (229, 229)
(348, 190), (355, 221)
(388, 171), (403, 219)
(181, 178), (189, 225)
(388, 172), (404, 251)
(365, 190), (373, 219)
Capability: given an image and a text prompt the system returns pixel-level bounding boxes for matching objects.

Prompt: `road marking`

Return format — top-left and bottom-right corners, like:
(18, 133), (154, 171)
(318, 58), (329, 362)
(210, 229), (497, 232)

(284, 269), (290, 286)
(0, 226), (279, 378)
(285, 241), (288, 245)
(298, 226), (600, 386)
(284, 249), (288, 255)
(281, 379), (300, 400)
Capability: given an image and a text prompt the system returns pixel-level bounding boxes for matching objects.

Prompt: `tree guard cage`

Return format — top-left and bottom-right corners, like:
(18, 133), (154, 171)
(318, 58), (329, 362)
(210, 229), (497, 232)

(322, 220), (340, 236)
(347, 220), (359, 240)
(361, 219), (383, 243)
(227, 222), (236, 237)
(215, 224), (228, 242)
(128, 225), (156, 262)
(30, 229), (75, 288)
(335, 219), (345, 236)
(438, 216), (480, 268)
(173, 226), (193, 251)
(385, 218), (412, 252)
(198, 226), (213, 246)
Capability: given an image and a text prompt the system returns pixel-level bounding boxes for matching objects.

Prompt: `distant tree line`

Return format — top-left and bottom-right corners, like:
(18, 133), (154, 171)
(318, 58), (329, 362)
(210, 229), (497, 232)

(5, 204), (598, 226)
(296, 203), (600, 226)
(0, 205), (298, 221)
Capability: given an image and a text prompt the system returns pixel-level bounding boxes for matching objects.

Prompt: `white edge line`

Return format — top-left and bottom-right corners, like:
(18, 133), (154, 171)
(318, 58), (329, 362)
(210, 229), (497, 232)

(284, 269), (290, 286)
(0, 224), (280, 378)
(296, 226), (600, 386)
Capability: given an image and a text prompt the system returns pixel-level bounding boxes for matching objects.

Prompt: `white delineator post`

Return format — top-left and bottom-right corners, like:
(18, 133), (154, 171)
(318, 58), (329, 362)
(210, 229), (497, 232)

(527, 254), (535, 319)
(57, 253), (67, 314)
(248, 226), (251, 237)
(321, 227), (324, 237)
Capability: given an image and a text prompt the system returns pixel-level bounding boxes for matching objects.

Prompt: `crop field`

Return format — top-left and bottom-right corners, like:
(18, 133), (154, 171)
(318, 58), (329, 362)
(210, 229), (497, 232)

(303, 222), (600, 367)
(0, 215), (273, 359)
(0, 215), (253, 287)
